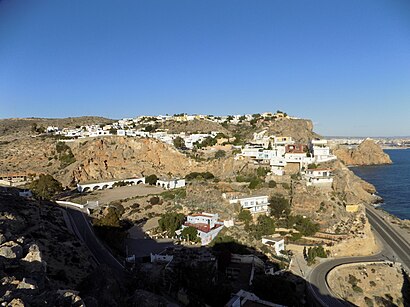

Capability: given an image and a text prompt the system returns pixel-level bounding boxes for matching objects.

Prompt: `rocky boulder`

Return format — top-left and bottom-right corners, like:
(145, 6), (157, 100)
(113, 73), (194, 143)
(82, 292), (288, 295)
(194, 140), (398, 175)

(0, 242), (23, 259)
(21, 244), (46, 273)
(333, 139), (392, 166)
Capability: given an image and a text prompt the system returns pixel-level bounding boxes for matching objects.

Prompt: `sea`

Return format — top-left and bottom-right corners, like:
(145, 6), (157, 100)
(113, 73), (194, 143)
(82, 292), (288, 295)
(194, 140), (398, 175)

(351, 149), (410, 220)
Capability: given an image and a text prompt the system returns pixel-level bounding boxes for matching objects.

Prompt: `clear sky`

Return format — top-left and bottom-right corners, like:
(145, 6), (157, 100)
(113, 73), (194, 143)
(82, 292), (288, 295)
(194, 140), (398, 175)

(1, 0), (409, 136)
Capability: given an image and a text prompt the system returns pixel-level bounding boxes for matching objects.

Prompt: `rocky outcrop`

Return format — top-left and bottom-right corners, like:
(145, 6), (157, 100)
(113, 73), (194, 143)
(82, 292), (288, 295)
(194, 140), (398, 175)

(0, 241), (22, 259)
(0, 194), (95, 306)
(263, 118), (320, 143)
(333, 139), (392, 166)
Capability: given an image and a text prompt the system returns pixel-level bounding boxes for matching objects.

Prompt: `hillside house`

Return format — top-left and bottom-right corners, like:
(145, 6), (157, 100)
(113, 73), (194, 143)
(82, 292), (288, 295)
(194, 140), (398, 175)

(311, 139), (337, 163)
(229, 195), (270, 215)
(262, 236), (285, 255)
(304, 169), (333, 186)
(179, 213), (224, 245)
(270, 158), (286, 176)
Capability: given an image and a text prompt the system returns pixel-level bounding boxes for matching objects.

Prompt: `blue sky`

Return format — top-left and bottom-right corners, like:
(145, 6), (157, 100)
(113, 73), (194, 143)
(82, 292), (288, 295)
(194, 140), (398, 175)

(1, 0), (409, 136)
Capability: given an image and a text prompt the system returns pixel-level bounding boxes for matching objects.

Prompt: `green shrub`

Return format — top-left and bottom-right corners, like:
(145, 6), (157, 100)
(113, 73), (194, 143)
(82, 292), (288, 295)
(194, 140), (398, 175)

(352, 285), (363, 293)
(268, 180), (277, 188)
(185, 172), (215, 181)
(214, 150), (226, 159)
(248, 178), (263, 189)
(149, 196), (160, 205)
(161, 188), (186, 200)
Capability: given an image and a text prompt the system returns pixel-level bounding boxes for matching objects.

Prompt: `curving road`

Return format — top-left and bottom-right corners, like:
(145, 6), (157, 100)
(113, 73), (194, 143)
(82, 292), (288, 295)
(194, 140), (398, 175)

(65, 207), (125, 271)
(308, 204), (410, 306)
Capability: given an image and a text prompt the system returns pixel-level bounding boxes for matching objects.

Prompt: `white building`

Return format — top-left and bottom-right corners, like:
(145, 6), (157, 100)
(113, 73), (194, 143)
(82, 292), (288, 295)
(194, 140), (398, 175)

(229, 195), (270, 215)
(47, 126), (59, 133)
(156, 178), (185, 190)
(311, 139), (337, 163)
(304, 168), (333, 186)
(262, 236), (285, 255)
(270, 158), (286, 176)
(179, 213), (224, 245)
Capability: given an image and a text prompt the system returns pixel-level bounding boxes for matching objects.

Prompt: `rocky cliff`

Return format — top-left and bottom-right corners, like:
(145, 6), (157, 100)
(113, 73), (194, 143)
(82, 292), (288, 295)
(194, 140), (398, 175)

(262, 118), (320, 143)
(61, 137), (244, 185)
(0, 193), (95, 306)
(333, 139), (392, 166)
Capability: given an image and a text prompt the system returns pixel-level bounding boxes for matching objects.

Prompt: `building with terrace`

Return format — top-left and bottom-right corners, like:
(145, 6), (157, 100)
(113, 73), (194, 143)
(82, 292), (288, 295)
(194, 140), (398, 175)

(178, 212), (224, 245)
(229, 195), (270, 215)
(303, 168), (333, 186)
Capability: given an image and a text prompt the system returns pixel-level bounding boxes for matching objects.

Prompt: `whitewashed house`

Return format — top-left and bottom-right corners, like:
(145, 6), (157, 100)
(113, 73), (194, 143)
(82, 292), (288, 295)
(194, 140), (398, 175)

(270, 157), (286, 176)
(229, 195), (270, 215)
(273, 136), (294, 146)
(179, 213), (224, 245)
(156, 178), (185, 190)
(262, 236), (285, 255)
(311, 139), (337, 163)
(304, 168), (333, 186)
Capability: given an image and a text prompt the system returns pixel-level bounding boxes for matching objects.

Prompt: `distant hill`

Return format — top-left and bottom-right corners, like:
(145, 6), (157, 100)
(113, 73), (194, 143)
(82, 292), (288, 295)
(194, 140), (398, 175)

(0, 116), (113, 140)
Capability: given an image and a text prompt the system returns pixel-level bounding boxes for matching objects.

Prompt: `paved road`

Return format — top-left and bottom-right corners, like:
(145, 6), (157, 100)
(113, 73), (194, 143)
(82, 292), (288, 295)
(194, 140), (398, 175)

(308, 204), (410, 306)
(66, 208), (124, 271)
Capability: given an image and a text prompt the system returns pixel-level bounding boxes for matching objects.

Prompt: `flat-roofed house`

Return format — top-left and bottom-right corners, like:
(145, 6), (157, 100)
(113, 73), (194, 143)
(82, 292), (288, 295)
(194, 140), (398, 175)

(229, 195), (270, 215)
(304, 168), (333, 186)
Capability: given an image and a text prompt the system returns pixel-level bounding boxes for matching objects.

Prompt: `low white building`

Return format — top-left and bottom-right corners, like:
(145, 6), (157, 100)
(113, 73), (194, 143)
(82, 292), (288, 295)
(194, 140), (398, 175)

(229, 195), (270, 215)
(262, 236), (285, 255)
(179, 213), (224, 245)
(270, 158), (286, 176)
(156, 178), (185, 190)
(311, 139), (337, 163)
(304, 168), (333, 186)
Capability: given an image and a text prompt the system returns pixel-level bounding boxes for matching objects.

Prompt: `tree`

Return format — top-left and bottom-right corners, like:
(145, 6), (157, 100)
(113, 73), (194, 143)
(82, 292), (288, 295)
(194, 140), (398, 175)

(185, 172), (214, 181)
(145, 174), (158, 185)
(30, 174), (63, 200)
(251, 215), (275, 239)
(144, 125), (157, 132)
(214, 150), (226, 159)
(158, 212), (185, 236)
(173, 136), (185, 148)
(256, 167), (268, 178)
(94, 207), (121, 228)
(294, 216), (320, 236)
(269, 196), (290, 219)
(237, 209), (252, 226)
(181, 226), (199, 243)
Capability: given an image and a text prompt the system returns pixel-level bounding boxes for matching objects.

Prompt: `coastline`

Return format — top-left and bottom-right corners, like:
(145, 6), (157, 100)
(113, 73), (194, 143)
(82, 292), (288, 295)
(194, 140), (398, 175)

(381, 147), (410, 150)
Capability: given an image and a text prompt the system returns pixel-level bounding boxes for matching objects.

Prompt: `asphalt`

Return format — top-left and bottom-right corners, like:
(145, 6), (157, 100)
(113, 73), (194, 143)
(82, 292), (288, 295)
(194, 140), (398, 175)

(66, 207), (124, 271)
(308, 204), (410, 306)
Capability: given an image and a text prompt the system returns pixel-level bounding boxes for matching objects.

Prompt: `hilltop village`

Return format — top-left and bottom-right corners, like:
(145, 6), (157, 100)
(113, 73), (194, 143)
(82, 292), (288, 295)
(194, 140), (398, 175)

(0, 112), (408, 307)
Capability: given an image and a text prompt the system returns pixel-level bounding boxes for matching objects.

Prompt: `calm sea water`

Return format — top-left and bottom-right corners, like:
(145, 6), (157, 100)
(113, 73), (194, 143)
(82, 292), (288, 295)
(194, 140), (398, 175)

(351, 149), (410, 220)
